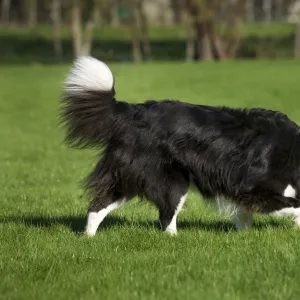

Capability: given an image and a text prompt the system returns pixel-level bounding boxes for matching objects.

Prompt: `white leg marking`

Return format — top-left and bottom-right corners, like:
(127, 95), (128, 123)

(295, 216), (300, 226)
(283, 184), (296, 198)
(272, 207), (300, 217)
(233, 209), (253, 231)
(271, 207), (300, 226)
(270, 184), (300, 226)
(166, 194), (188, 235)
(86, 199), (126, 236)
(215, 196), (239, 218)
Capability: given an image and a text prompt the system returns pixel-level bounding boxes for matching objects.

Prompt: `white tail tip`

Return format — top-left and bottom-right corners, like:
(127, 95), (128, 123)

(64, 56), (114, 95)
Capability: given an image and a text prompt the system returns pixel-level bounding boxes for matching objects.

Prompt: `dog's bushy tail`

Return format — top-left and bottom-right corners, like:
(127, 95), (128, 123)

(60, 56), (116, 148)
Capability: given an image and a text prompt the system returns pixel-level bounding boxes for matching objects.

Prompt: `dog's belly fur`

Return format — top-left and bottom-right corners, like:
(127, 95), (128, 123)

(202, 184), (300, 230)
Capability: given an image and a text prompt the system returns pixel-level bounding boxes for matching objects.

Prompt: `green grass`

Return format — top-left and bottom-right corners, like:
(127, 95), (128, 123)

(1, 61), (300, 300)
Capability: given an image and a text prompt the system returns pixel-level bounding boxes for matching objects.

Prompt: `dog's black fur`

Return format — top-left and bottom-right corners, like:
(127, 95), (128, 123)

(61, 58), (300, 232)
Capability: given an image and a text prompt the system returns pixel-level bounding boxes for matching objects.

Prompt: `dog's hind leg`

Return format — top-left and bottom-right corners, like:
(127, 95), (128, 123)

(232, 208), (253, 231)
(146, 169), (189, 235)
(86, 196), (126, 236)
(160, 193), (188, 235)
(270, 185), (300, 226)
(84, 158), (132, 236)
(271, 207), (300, 226)
(236, 188), (300, 227)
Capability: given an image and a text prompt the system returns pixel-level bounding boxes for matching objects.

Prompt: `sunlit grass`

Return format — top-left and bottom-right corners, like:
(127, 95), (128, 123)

(1, 61), (300, 299)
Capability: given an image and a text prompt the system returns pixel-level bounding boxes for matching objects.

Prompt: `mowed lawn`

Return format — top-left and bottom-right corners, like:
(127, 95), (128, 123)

(1, 61), (300, 300)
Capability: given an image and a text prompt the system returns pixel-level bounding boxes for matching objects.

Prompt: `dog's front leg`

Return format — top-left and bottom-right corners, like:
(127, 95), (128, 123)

(232, 209), (253, 231)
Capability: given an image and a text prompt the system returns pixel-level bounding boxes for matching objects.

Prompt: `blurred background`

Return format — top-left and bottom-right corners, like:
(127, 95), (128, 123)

(0, 0), (300, 64)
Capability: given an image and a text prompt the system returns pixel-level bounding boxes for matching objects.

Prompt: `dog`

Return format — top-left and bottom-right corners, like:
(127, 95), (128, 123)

(60, 56), (300, 236)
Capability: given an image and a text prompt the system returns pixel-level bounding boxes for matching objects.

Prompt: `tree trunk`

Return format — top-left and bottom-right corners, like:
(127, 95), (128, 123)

(111, 4), (119, 27)
(1, 0), (11, 25)
(81, 20), (94, 56)
(27, 0), (37, 28)
(51, 0), (63, 62)
(93, 2), (101, 26)
(204, 20), (230, 61)
(131, 19), (142, 63)
(275, 0), (283, 21)
(171, 0), (181, 24)
(263, 0), (272, 23)
(132, 34), (142, 62)
(137, 0), (152, 60)
(157, 0), (166, 26)
(129, 1), (143, 63)
(71, 0), (82, 57)
(141, 31), (152, 61)
(295, 23), (300, 59)
(185, 0), (243, 61)
(199, 33), (213, 61)
(185, 0), (214, 61)
(186, 25), (195, 62)
(196, 23), (213, 61)
(246, 0), (254, 21)
(71, 0), (95, 57)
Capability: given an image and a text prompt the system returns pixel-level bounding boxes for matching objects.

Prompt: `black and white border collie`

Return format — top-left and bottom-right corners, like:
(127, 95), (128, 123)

(61, 56), (300, 236)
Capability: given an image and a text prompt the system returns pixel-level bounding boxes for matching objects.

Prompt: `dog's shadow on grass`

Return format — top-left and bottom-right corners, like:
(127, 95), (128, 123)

(0, 214), (286, 234)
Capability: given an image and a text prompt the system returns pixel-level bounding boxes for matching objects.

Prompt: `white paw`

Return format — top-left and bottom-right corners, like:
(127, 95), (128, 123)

(165, 227), (177, 236)
(294, 216), (300, 227)
(85, 228), (97, 237)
